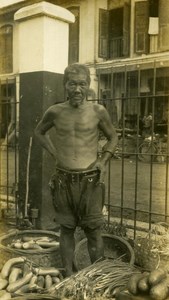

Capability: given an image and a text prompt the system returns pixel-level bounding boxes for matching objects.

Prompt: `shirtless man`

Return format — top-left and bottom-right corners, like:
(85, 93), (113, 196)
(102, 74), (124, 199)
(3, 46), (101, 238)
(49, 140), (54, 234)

(34, 63), (118, 276)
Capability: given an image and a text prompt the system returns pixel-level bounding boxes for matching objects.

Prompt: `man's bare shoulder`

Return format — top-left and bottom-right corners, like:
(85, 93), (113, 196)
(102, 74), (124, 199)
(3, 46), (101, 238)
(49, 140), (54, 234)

(92, 103), (107, 117)
(46, 102), (68, 115)
(42, 102), (68, 123)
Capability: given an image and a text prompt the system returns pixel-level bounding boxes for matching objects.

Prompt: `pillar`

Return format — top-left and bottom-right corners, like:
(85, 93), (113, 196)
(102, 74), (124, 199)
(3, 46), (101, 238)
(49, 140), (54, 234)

(14, 1), (74, 229)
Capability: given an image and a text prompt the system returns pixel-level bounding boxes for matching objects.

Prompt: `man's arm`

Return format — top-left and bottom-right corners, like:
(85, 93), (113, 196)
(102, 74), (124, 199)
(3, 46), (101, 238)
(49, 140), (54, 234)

(99, 105), (118, 159)
(34, 108), (57, 161)
(94, 105), (118, 182)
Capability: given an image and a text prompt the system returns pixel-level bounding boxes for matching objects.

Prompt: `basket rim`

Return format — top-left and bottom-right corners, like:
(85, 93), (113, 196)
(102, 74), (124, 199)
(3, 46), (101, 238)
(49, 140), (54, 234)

(12, 294), (58, 300)
(0, 229), (60, 254)
(74, 233), (135, 269)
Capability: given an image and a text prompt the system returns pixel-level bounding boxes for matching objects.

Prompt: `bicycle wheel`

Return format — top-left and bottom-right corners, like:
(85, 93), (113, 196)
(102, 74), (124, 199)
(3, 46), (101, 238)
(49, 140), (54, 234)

(138, 142), (157, 162)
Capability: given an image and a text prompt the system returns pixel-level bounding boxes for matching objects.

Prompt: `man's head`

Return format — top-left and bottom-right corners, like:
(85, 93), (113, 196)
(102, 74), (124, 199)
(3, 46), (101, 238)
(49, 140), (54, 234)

(64, 63), (91, 108)
(63, 63), (91, 86)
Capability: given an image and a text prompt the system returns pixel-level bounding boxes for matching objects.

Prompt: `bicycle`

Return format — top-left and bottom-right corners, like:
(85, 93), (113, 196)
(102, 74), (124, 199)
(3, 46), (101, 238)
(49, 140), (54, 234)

(138, 134), (168, 163)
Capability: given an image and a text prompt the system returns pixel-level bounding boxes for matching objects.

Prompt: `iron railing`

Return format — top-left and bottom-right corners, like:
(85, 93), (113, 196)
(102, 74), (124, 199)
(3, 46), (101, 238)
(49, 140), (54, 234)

(0, 78), (19, 221)
(97, 95), (169, 239)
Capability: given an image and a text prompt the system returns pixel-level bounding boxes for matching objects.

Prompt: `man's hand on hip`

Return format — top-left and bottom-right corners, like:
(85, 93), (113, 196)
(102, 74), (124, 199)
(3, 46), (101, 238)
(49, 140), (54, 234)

(93, 160), (107, 183)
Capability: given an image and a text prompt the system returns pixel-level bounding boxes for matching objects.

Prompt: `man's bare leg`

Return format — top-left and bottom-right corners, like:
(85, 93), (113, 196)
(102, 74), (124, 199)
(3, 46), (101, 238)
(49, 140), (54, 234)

(60, 226), (75, 277)
(84, 227), (104, 263)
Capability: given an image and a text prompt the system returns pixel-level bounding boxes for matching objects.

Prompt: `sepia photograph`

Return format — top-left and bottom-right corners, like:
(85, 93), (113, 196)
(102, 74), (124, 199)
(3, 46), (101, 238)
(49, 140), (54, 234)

(0, 0), (169, 299)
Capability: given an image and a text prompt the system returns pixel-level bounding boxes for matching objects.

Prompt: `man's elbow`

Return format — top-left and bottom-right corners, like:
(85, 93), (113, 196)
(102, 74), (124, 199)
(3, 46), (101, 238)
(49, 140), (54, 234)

(34, 127), (43, 139)
(112, 130), (118, 144)
(34, 127), (39, 137)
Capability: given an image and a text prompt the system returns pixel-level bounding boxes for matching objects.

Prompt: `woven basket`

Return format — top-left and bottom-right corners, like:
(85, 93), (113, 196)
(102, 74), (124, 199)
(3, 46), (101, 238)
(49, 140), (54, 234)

(134, 222), (169, 271)
(0, 230), (62, 270)
(13, 295), (59, 300)
(74, 233), (135, 271)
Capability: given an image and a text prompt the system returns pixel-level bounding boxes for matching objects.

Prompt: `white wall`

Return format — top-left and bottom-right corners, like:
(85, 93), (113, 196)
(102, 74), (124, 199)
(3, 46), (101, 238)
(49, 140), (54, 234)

(79, 0), (96, 63)
(17, 16), (69, 74)
(77, 0), (107, 64)
(14, 2), (74, 74)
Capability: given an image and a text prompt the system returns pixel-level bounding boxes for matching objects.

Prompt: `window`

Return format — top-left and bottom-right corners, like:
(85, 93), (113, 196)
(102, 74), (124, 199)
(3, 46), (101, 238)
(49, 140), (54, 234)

(149, 0), (159, 17)
(99, 4), (130, 59)
(0, 25), (13, 74)
(99, 9), (109, 58)
(68, 7), (79, 64)
(0, 83), (15, 139)
(135, 0), (161, 54)
(159, 1), (169, 51)
(135, 1), (149, 54)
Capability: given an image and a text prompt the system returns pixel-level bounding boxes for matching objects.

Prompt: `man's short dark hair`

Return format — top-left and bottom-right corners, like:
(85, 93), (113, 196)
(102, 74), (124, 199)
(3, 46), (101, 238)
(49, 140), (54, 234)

(63, 63), (91, 85)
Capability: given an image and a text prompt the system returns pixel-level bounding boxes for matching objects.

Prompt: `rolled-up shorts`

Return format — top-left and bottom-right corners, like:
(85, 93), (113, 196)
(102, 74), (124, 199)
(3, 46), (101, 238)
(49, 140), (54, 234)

(49, 168), (105, 229)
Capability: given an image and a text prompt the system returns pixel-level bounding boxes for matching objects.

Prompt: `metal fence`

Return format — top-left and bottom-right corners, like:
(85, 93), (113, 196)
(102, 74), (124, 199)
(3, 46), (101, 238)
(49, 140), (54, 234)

(0, 78), (19, 220)
(97, 61), (169, 238)
(100, 95), (169, 239)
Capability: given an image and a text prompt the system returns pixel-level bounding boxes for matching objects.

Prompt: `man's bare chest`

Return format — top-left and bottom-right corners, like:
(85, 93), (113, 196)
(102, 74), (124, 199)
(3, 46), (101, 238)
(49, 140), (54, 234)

(54, 109), (99, 133)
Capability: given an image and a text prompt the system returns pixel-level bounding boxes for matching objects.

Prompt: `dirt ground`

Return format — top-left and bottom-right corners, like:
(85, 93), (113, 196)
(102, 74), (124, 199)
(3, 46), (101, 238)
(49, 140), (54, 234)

(105, 157), (169, 224)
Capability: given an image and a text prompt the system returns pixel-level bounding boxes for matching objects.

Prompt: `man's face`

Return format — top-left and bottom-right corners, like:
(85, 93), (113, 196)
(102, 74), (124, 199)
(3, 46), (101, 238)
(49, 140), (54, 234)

(65, 73), (89, 108)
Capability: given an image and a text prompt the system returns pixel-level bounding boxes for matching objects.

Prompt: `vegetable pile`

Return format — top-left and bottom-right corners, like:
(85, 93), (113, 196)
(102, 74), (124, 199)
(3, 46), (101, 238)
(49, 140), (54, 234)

(8, 236), (59, 250)
(48, 258), (138, 300)
(127, 267), (169, 300)
(0, 256), (62, 299)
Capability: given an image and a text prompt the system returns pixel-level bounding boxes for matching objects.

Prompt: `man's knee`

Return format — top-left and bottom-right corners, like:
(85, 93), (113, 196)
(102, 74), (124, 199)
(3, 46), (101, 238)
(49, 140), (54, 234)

(84, 226), (102, 239)
(60, 225), (76, 236)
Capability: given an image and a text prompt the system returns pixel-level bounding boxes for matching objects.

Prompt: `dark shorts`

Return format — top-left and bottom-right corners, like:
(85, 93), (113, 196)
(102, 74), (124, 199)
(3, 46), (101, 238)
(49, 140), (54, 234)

(49, 168), (105, 229)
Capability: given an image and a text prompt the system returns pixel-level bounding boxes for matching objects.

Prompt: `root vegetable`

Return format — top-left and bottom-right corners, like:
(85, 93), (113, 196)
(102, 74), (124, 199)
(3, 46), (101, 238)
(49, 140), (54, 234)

(7, 272), (33, 293)
(0, 279), (8, 290)
(1, 257), (25, 279)
(37, 275), (45, 288)
(22, 236), (51, 242)
(52, 277), (61, 284)
(127, 273), (144, 295)
(0, 290), (11, 300)
(148, 269), (167, 287)
(34, 267), (60, 277)
(23, 263), (31, 277)
(36, 241), (59, 248)
(13, 242), (23, 249)
(8, 267), (22, 283)
(150, 278), (169, 300)
(22, 242), (42, 250)
(138, 272), (150, 293)
(29, 275), (38, 285)
(45, 275), (53, 289)
(14, 283), (38, 295)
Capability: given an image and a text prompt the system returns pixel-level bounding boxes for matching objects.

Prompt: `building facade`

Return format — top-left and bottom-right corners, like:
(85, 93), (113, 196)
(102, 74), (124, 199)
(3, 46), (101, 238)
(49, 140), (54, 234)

(1, 0), (168, 132)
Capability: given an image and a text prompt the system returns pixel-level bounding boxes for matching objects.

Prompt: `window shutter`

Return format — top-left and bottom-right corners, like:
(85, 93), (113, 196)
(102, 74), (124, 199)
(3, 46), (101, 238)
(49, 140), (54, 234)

(68, 7), (79, 64)
(99, 9), (109, 58)
(135, 1), (149, 54)
(123, 3), (130, 57)
(0, 25), (13, 74)
(159, 0), (169, 51)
